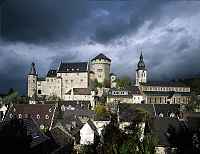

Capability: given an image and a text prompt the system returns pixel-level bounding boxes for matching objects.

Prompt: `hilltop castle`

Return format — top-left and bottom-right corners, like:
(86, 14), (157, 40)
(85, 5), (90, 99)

(28, 52), (191, 105)
(27, 53), (113, 101)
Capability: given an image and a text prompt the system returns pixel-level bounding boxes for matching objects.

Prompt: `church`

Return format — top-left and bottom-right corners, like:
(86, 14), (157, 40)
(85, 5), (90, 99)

(135, 53), (191, 104)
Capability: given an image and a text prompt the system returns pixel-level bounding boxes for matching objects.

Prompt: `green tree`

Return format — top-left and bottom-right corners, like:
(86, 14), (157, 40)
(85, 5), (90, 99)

(94, 79), (103, 88)
(184, 92), (200, 112)
(95, 104), (109, 118)
(47, 94), (62, 102)
(116, 76), (132, 89)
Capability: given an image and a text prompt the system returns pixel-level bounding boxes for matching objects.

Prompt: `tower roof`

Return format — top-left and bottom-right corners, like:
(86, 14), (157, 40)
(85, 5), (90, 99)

(29, 62), (37, 75)
(91, 53), (111, 62)
(137, 52), (146, 70)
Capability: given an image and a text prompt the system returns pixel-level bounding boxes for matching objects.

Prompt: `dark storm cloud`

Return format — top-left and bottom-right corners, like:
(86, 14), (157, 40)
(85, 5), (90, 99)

(1, 0), (90, 42)
(0, 47), (29, 94)
(0, 0), (200, 94)
(91, 0), (166, 43)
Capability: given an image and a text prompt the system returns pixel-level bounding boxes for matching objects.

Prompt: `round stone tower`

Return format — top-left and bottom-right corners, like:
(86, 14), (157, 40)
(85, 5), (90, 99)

(28, 62), (37, 97)
(136, 52), (147, 86)
(90, 53), (111, 85)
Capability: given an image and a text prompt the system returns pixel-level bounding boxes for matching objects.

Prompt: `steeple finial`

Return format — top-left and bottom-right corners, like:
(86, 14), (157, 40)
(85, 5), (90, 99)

(29, 62), (37, 75)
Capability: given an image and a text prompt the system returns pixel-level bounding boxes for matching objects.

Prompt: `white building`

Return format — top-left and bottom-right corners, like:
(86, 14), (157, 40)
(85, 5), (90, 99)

(80, 120), (99, 145)
(107, 86), (144, 104)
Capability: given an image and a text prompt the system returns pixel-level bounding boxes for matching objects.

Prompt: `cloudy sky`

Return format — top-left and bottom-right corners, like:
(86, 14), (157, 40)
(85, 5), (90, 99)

(0, 0), (200, 94)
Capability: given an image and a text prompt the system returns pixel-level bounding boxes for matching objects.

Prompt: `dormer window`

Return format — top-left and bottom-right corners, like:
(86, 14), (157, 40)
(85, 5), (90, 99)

(45, 115), (49, 119)
(40, 124), (45, 130)
(159, 113), (164, 117)
(170, 113), (175, 118)
(18, 114), (22, 119)
(36, 114), (40, 119)
(9, 113), (13, 119)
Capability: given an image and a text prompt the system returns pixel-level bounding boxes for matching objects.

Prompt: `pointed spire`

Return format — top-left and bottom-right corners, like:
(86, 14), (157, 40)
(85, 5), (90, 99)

(140, 52), (143, 60)
(29, 62), (37, 75)
(137, 51), (145, 70)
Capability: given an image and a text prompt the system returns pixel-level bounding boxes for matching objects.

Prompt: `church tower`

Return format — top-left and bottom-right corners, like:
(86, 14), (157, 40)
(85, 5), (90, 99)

(136, 52), (147, 86)
(28, 62), (37, 98)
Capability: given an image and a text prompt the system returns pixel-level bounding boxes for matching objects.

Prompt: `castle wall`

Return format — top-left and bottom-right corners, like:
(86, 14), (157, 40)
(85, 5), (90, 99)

(37, 77), (62, 98)
(57, 72), (89, 99)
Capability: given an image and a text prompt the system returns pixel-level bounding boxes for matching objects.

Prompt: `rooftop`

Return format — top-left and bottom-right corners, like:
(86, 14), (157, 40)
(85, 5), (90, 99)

(91, 53), (111, 62)
(57, 62), (88, 73)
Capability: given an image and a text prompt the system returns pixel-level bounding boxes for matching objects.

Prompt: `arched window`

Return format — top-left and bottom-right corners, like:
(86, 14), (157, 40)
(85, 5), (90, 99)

(159, 113), (164, 117)
(18, 114), (22, 119)
(9, 114), (13, 119)
(36, 114), (40, 119)
(170, 113), (175, 118)
(45, 115), (49, 119)
(40, 124), (45, 130)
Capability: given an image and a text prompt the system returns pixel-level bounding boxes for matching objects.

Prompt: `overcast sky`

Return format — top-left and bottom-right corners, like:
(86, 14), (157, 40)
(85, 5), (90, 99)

(0, 0), (200, 94)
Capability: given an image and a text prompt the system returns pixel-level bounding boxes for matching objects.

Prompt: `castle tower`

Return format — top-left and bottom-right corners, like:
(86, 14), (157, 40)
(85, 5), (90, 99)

(27, 62), (37, 97)
(136, 52), (147, 86)
(90, 53), (111, 85)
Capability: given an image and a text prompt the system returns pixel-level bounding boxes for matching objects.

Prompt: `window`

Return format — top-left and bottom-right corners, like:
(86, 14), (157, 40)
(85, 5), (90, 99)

(40, 124), (45, 130)
(170, 113), (175, 118)
(36, 114), (40, 119)
(24, 114), (28, 118)
(45, 115), (49, 119)
(18, 114), (22, 119)
(97, 69), (103, 72)
(38, 90), (42, 94)
(159, 113), (164, 117)
(80, 79), (83, 82)
(9, 114), (13, 119)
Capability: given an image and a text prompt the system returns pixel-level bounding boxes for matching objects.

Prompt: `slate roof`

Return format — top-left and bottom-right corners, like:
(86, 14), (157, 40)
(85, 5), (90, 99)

(57, 62), (88, 73)
(91, 53), (111, 62)
(23, 118), (50, 148)
(151, 117), (180, 146)
(63, 106), (95, 119)
(143, 91), (190, 97)
(183, 112), (200, 131)
(5, 104), (57, 129)
(47, 69), (57, 77)
(51, 124), (75, 146)
(0, 118), (50, 148)
(29, 62), (37, 75)
(47, 101), (90, 109)
(119, 104), (155, 122)
(137, 53), (146, 70)
(154, 104), (180, 117)
(66, 88), (91, 95)
(141, 82), (189, 87)
(37, 77), (46, 81)
(118, 104), (180, 122)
